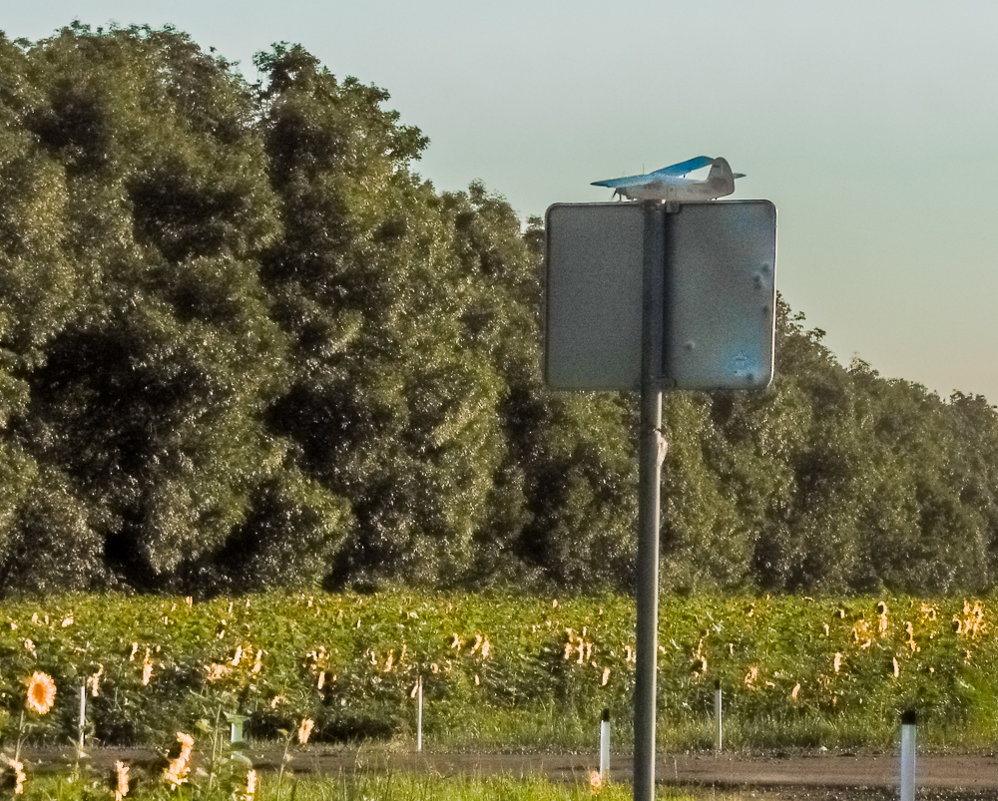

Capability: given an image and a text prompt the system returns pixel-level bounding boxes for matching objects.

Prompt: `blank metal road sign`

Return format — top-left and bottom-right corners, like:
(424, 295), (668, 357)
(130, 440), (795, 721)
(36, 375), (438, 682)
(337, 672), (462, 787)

(665, 200), (777, 390)
(545, 203), (645, 391)
(545, 200), (776, 392)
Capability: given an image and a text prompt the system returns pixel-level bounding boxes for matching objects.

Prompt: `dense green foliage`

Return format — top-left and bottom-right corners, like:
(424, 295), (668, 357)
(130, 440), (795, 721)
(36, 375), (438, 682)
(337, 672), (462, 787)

(3, 592), (998, 751)
(1, 24), (997, 594)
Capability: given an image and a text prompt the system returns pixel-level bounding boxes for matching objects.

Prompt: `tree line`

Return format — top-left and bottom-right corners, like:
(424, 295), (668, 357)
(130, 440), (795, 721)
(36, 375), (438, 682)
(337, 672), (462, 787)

(1, 24), (996, 596)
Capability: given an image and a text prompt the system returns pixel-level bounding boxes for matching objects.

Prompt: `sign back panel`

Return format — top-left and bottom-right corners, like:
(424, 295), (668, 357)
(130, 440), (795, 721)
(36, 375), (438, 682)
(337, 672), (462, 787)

(545, 203), (645, 390)
(664, 200), (777, 390)
(545, 200), (777, 392)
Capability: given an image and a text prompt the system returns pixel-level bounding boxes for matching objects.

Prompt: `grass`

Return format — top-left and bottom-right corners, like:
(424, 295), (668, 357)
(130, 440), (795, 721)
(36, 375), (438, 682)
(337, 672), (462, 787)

(18, 771), (730, 801)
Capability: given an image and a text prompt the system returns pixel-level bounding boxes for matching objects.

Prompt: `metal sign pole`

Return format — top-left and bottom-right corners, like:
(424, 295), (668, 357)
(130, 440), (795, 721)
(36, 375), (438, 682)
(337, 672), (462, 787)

(633, 201), (666, 801)
(544, 193), (775, 801)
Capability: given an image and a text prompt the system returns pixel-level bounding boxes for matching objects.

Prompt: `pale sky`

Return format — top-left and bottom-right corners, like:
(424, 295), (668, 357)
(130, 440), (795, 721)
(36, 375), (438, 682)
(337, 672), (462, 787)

(7, 1), (998, 402)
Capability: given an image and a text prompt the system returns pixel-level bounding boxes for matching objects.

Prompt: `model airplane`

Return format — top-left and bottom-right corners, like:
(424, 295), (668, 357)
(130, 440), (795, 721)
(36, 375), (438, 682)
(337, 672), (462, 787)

(591, 155), (744, 202)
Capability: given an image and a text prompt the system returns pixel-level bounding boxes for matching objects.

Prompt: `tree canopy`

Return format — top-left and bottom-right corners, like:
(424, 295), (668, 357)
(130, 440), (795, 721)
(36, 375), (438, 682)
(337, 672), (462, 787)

(1, 24), (997, 595)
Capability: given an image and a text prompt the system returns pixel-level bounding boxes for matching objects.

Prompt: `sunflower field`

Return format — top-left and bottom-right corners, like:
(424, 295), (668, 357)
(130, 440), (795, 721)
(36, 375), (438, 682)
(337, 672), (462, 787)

(1, 592), (997, 751)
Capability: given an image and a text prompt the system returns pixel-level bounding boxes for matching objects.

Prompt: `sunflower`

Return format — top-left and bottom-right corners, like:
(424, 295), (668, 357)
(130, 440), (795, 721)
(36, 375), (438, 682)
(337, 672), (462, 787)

(2, 754), (26, 795)
(114, 761), (129, 800)
(163, 732), (194, 788)
(244, 769), (257, 801)
(26, 671), (56, 715)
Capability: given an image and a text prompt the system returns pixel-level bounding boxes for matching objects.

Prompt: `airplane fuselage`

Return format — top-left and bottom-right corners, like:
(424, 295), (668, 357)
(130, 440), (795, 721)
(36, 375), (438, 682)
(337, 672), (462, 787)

(614, 176), (735, 202)
(592, 156), (742, 202)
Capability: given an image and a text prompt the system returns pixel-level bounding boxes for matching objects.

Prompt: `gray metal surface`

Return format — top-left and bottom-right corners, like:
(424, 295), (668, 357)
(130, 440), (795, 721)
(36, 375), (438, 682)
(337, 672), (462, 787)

(664, 200), (777, 390)
(633, 201), (664, 801)
(544, 203), (645, 390)
(545, 200), (776, 392)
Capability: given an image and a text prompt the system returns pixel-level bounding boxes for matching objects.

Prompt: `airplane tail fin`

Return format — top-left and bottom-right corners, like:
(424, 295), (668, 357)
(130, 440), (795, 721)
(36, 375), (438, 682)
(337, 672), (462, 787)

(707, 158), (741, 198)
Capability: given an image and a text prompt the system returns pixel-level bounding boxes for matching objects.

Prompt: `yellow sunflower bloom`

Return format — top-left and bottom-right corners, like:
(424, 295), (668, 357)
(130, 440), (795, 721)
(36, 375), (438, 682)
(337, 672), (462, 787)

(26, 671), (56, 715)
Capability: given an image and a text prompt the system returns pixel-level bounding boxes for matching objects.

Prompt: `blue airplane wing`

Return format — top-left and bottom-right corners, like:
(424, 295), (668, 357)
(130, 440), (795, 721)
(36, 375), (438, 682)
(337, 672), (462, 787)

(590, 171), (655, 188)
(591, 156), (713, 188)
(649, 155), (712, 177)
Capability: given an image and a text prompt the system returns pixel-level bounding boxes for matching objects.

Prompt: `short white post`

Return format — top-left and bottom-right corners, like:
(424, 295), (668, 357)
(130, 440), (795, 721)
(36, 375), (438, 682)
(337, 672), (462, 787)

(714, 680), (723, 752)
(599, 708), (610, 779)
(78, 686), (86, 749)
(900, 709), (917, 801)
(416, 675), (423, 753)
(228, 715), (245, 744)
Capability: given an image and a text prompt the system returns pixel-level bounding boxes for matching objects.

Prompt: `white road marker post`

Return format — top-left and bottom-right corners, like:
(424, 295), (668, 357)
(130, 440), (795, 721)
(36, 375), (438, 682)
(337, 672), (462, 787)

(900, 709), (917, 801)
(228, 714), (246, 744)
(714, 680), (723, 752)
(600, 708), (610, 779)
(78, 686), (86, 749)
(416, 675), (423, 753)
